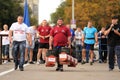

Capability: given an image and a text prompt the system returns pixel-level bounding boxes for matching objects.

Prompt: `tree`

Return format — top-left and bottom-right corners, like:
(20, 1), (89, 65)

(0, 0), (38, 29)
(50, 0), (120, 30)
(0, 0), (23, 28)
(50, 1), (66, 24)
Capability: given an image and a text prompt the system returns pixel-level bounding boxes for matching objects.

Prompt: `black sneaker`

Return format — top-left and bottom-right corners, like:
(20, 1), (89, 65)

(81, 61), (86, 64)
(99, 59), (103, 63)
(29, 61), (34, 64)
(15, 64), (18, 70)
(59, 67), (63, 72)
(24, 61), (28, 64)
(90, 62), (93, 65)
(40, 60), (45, 64)
(14, 62), (19, 70)
(56, 67), (60, 71)
(19, 66), (24, 71)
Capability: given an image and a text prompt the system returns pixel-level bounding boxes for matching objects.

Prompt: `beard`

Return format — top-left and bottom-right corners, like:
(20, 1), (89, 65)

(58, 23), (63, 27)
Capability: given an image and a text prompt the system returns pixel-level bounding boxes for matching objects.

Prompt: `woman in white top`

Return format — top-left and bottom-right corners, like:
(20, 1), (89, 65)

(1, 24), (9, 63)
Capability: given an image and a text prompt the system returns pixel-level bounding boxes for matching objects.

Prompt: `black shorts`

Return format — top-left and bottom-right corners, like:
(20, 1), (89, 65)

(38, 43), (49, 49)
(82, 43), (94, 50)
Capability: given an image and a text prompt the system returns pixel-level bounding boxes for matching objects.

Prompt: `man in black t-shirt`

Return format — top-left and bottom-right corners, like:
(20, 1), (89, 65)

(104, 16), (120, 72)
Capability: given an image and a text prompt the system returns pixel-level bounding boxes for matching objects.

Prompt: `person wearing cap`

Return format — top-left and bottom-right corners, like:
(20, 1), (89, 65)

(104, 16), (120, 72)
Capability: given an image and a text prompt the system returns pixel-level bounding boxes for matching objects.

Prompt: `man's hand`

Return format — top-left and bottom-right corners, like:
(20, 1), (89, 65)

(110, 24), (114, 28)
(68, 45), (71, 48)
(49, 46), (52, 50)
(41, 36), (45, 39)
(95, 41), (98, 46)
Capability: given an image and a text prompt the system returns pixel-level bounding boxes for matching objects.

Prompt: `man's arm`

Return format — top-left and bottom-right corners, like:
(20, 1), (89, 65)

(81, 33), (85, 47)
(104, 24), (113, 35)
(9, 30), (13, 43)
(114, 29), (120, 36)
(68, 36), (71, 48)
(45, 34), (50, 38)
(49, 36), (53, 50)
(95, 32), (98, 45)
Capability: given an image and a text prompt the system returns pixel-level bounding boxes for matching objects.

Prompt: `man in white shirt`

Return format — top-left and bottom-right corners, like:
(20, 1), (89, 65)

(9, 16), (28, 71)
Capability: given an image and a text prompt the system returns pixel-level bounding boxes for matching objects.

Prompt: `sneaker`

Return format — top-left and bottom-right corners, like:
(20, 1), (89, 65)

(29, 61), (34, 64)
(36, 61), (40, 65)
(56, 67), (60, 71)
(90, 62), (93, 65)
(56, 67), (63, 71)
(59, 67), (63, 72)
(40, 60), (45, 64)
(81, 60), (86, 64)
(19, 66), (24, 71)
(3, 60), (8, 64)
(24, 60), (28, 64)
(15, 63), (18, 70)
(99, 59), (103, 63)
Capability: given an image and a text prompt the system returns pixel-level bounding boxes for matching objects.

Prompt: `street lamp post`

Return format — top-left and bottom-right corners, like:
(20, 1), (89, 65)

(71, 0), (76, 29)
(72, 0), (74, 21)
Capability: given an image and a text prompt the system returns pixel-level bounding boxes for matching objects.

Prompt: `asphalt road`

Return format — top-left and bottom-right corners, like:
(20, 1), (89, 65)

(0, 61), (120, 80)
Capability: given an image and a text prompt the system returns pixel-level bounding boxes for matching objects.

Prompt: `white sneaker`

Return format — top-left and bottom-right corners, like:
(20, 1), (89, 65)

(36, 61), (40, 65)
(3, 60), (8, 64)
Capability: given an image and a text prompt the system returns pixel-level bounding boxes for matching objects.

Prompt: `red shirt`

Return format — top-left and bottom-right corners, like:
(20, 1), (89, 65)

(50, 25), (71, 47)
(37, 26), (51, 43)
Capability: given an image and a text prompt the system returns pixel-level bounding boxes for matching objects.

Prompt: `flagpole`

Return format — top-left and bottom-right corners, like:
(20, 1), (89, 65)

(23, 0), (30, 27)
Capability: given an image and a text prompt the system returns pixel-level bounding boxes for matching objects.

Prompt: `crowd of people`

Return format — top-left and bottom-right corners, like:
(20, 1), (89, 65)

(0, 15), (120, 72)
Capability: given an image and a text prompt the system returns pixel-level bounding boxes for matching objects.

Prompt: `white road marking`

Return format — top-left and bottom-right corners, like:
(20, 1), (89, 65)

(0, 64), (29, 76)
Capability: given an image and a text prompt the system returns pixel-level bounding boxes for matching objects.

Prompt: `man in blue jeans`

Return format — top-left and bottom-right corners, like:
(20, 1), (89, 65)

(104, 16), (120, 72)
(9, 16), (28, 71)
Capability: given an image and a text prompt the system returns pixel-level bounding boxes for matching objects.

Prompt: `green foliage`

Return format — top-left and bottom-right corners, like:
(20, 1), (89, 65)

(0, 0), (23, 29)
(0, 0), (38, 29)
(50, 1), (66, 24)
(50, 0), (120, 29)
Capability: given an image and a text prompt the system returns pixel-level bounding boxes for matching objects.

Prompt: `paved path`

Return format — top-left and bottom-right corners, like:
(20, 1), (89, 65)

(0, 61), (120, 80)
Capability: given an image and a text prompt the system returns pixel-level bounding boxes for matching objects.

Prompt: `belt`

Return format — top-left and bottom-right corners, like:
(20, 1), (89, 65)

(85, 38), (94, 40)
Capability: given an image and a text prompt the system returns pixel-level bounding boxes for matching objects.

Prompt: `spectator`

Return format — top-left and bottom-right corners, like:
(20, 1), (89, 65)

(9, 16), (28, 71)
(25, 25), (37, 64)
(98, 27), (107, 63)
(0, 24), (9, 64)
(49, 18), (71, 71)
(74, 27), (83, 62)
(66, 24), (75, 42)
(37, 20), (51, 64)
(81, 21), (98, 65)
(104, 16), (120, 71)
(66, 24), (75, 57)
